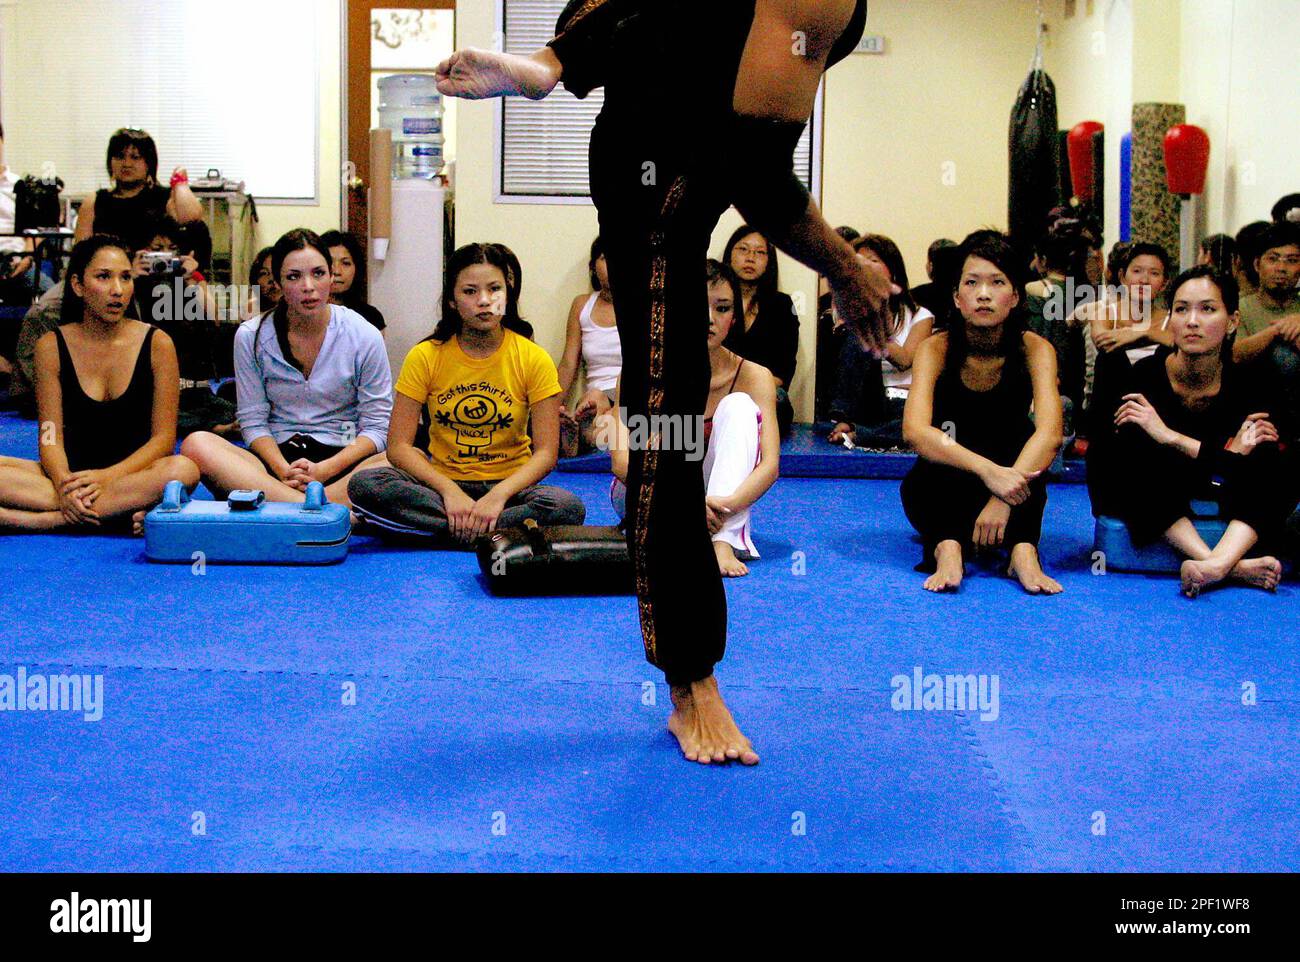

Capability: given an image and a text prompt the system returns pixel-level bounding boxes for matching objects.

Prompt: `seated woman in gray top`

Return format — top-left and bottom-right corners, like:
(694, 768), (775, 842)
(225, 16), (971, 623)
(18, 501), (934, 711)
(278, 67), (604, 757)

(180, 229), (392, 509)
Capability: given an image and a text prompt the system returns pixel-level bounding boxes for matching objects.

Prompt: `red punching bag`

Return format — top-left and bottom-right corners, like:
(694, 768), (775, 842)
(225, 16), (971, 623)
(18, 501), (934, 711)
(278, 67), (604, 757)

(1068, 121), (1104, 203)
(1164, 124), (1210, 197)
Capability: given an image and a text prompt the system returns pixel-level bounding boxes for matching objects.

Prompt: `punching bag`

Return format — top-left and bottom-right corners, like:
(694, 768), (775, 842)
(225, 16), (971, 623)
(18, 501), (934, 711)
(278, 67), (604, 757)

(1009, 67), (1062, 255)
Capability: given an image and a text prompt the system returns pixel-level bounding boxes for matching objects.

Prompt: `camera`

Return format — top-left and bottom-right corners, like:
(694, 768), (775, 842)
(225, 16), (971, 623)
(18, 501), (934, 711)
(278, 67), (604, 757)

(140, 250), (183, 276)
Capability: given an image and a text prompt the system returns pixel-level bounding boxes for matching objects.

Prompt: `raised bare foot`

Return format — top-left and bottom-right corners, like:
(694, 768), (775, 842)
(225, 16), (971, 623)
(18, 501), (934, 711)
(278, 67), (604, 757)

(713, 541), (750, 577)
(1007, 543), (1063, 595)
(132, 509), (148, 537)
(667, 675), (759, 765)
(1229, 556), (1283, 591)
(923, 540), (963, 592)
(1180, 558), (1230, 598)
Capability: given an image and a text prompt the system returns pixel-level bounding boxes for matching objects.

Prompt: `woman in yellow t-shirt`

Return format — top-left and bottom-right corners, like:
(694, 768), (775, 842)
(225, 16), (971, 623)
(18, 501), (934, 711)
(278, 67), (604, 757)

(348, 243), (586, 542)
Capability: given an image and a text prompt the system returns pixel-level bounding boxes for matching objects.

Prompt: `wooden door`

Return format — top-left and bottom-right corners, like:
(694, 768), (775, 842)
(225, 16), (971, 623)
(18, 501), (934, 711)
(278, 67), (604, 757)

(346, 0), (456, 234)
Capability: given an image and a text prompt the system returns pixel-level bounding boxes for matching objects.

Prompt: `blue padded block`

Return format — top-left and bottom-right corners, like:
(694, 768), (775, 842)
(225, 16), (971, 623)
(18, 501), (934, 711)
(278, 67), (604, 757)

(1093, 514), (1227, 573)
(144, 480), (350, 565)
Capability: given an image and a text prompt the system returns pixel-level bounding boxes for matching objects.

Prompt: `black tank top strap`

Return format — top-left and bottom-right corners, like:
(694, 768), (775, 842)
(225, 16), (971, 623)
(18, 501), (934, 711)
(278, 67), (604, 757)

(729, 358), (744, 393)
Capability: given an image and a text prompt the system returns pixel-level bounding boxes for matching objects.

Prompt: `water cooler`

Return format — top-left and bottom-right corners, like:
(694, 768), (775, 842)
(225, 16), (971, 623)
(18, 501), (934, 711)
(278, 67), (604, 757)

(366, 74), (448, 377)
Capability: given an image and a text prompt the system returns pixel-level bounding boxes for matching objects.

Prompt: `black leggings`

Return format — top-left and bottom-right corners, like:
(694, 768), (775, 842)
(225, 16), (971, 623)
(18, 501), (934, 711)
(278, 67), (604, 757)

(1088, 429), (1297, 548)
(590, 121), (732, 688)
(900, 462), (1048, 571)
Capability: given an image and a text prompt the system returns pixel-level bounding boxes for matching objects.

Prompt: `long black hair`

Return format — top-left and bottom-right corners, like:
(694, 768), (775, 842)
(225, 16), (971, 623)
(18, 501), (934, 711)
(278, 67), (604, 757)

(106, 128), (159, 186)
(60, 235), (138, 325)
(320, 229), (369, 305)
(943, 230), (1028, 379)
(1165, 264), (1240, 362)
(1198, 233), (1237, 275)
(722, 224), (780, 302)
(429, 243), (534, 343)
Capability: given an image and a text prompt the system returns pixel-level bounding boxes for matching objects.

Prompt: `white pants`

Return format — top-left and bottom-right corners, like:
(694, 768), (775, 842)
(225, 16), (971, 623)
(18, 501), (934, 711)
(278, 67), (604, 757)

(612, 392), (763, 559)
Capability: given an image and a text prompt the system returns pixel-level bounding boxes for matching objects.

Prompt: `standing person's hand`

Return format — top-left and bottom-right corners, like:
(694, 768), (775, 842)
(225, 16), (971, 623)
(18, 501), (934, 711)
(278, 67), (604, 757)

(434, 48), (560, 101)
(834, 255), (901, 356)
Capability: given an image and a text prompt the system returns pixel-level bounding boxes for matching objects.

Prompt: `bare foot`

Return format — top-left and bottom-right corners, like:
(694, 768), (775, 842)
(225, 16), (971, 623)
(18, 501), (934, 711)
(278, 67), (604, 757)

(667, 675), (759, 765)
(1007, 543), (1063, 595)
(132, 510), (148, 537)
(1180, 558), (1230, 598)
(923, 540), (963, 592)
(1229, 556), (1283, 591)
(713, 541), (750, 577)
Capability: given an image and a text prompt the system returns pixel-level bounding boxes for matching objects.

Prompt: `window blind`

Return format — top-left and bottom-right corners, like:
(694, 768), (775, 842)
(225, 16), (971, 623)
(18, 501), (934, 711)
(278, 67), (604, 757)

(497, 0), (819, 204)
(0, 0), (319, 202)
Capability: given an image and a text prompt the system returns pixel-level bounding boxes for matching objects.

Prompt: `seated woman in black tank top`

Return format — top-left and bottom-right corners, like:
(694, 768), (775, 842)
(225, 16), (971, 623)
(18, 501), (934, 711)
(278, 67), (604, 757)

(0, 236), (198, 532)
(900, 232), (1064, 594)
(603, 261), (782, 578)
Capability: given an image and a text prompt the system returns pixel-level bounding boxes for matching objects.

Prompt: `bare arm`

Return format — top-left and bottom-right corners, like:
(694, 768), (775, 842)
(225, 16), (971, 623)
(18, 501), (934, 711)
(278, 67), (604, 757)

(885, 314), (934, 373)
(34, 333), (72, 485)
(73, 195), (96, 243)
(1233, 324), (1281, 365)
(164, 168), (204, 224)
(1011, 333), (1063, 476)
(556, 295), (585, 400)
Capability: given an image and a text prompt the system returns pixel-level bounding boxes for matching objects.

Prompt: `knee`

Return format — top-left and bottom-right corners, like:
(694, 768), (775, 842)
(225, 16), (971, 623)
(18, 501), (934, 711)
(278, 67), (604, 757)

(714, 392), (761, 425)
(533, 486), (586, 524)
(346, 467), (392, 508)
(161, 455), (200, 488)
(179, 431), (223, 470)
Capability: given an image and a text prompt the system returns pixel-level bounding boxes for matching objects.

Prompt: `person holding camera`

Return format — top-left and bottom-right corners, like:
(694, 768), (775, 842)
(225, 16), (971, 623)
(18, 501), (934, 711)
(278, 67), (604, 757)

(133, 219), (237, 438)
(73, 128), (203, 253)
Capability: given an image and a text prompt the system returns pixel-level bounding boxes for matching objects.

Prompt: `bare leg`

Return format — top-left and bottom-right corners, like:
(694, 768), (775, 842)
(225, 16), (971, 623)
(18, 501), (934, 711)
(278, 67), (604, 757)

(181, 431), (303, 502)
(924, 539), (964, 592)
(89, 456), (199, 520)
(1180, 520), (1263, 598)
(666, 674), (759, 766)
(1166, 517), (1280, 591)
(1006, 542), (1063, 595)
(0, 459), (60, 511)
(1163, 517), (1214, 560)
(0, 505), (66, 531)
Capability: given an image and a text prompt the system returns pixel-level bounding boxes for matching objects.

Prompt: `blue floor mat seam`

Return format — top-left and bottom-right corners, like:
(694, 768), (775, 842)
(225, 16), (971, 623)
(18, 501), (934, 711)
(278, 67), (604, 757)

(957, 710), (1038, 871)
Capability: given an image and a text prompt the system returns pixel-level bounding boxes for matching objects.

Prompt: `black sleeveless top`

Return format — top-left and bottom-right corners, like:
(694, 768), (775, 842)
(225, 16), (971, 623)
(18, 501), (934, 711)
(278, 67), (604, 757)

(93, 185), (170, 252)
(55, 325), (157, 472)
(931, 349), (1036, 467)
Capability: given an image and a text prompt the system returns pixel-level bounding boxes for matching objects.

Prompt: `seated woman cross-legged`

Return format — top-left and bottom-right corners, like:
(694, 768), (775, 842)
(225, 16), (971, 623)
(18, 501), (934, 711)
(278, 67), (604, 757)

(1087, 266), (1297, 598)
(181, 229), (393, 511)
(900, 231), (1064, 594)
(0, 235), (198, 531)
(348, 243), (586, 545)
(602, 260), (781, 577)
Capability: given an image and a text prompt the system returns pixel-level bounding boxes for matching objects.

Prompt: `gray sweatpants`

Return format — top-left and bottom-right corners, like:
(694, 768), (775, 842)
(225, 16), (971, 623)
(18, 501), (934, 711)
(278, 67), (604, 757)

(348, 466), (586, 543)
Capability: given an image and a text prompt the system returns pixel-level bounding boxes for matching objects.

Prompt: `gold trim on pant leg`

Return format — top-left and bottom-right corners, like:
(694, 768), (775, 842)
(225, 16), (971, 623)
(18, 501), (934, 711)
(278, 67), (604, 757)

(632, 175), (688, 667)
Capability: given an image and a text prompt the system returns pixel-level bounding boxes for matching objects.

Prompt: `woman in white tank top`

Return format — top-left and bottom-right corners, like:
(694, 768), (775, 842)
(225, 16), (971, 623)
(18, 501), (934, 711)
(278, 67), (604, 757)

(557, 238), (623, 456)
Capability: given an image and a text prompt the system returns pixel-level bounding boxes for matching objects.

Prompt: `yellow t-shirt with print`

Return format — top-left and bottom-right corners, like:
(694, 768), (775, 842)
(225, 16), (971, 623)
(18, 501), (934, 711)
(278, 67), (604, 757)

(394, 329), (561, 481)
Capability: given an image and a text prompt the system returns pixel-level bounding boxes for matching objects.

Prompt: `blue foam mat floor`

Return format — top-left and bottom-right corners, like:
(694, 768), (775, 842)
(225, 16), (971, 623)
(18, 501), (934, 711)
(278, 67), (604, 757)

(1, 407), (1296, 872)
